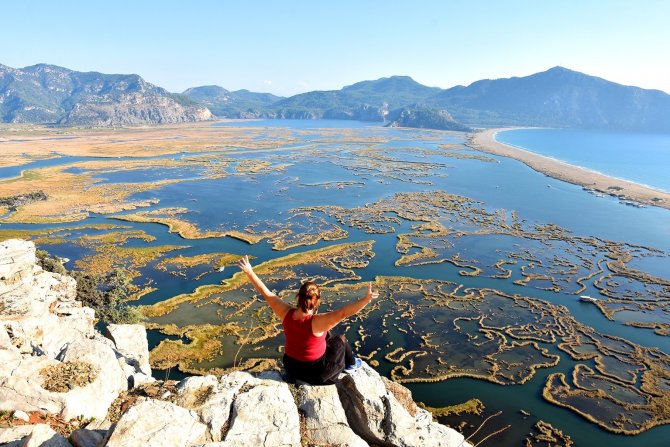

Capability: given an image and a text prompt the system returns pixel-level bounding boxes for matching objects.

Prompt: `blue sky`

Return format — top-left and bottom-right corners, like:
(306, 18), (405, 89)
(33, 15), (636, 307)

(2, 0), (669, 96)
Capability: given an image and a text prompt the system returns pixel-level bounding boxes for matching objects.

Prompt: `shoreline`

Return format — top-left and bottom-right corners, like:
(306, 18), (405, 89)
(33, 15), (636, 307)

(468, 128), (670, 211)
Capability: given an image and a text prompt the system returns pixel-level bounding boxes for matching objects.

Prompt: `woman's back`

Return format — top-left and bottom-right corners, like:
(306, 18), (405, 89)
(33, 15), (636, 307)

(237, 255), (378, 383)
(282, 309), (326, 362)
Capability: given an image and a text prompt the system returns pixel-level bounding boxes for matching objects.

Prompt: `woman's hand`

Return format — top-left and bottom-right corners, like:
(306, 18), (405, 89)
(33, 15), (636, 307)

(364, 283), (379, 303)
(237, 255), (254, 275)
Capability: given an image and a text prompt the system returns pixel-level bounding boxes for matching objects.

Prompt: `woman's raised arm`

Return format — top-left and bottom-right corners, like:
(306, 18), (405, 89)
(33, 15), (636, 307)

(312, 283), (379, 334)
(237, 255), (291, 320)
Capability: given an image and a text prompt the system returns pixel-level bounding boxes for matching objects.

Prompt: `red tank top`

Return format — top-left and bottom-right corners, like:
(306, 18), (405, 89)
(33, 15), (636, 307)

(283, 309), (326, 361)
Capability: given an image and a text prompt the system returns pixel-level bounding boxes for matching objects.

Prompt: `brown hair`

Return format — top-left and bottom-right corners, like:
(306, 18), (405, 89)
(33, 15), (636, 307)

(297, 281), (320, 313)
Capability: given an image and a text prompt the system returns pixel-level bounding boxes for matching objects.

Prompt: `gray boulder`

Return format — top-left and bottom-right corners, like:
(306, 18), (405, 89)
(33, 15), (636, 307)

(70, 428), (104, 447)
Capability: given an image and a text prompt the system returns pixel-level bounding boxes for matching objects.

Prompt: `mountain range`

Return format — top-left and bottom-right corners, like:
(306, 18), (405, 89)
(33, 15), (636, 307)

(2, 63), (669, 132)
(0, 64), (212, 126)
(181, 85), (281, 119)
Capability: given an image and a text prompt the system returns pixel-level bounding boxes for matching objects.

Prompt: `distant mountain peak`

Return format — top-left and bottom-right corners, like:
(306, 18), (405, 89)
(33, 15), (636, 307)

(23, 63), (73, 73)
(369, 75), (418, 83)
(343, 75), (428, 91)
(535, 66), (593, 79)
(184, 85), (230, 93)
(545, 65), (574, 73)
(432, 66), (670, 131)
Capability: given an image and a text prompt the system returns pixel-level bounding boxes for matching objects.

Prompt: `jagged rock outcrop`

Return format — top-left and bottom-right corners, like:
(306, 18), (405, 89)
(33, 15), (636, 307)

(0, 239), (146, 421)
(59, 93), (213, 127)
(338, 364), (468, 447)
(0, 239), (470, 447)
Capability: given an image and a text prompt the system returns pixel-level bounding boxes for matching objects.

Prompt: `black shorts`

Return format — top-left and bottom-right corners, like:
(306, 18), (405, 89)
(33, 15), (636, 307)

(283, 332), (347, 385)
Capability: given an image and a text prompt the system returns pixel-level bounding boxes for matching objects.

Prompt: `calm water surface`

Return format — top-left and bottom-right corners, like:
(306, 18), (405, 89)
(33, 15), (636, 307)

(3, 121), (669, 446)
(496, 128), (670, 192)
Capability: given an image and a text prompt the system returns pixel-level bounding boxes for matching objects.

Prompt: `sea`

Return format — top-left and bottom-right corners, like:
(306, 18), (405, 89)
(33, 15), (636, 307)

(2, 121), (669, 446)
(496, 128), (670, 193)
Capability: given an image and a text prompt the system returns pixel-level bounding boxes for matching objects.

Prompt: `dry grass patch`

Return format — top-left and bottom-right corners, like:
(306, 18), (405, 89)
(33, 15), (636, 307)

(40, 361), (99, 393)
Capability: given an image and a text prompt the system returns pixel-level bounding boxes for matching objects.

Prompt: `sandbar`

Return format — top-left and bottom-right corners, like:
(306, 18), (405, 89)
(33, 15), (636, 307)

(469, 129), (670, 210)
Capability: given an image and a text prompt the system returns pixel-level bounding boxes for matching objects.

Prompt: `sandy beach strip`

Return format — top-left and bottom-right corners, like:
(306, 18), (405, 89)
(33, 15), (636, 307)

(469, 128), (670, 211)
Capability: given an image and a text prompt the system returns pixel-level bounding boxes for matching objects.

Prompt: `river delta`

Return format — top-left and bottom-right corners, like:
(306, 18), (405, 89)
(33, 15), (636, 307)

(1, 121), (668, 446)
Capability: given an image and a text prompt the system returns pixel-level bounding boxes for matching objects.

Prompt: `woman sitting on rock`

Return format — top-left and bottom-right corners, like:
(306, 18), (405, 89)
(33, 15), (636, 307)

(237, 255), (379, 384)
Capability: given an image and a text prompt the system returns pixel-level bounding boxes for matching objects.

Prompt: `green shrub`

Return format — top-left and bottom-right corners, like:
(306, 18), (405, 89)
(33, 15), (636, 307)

(36, 248), (145, 324)
(36, 249), (67, 275)
(72, 268), (145, 324)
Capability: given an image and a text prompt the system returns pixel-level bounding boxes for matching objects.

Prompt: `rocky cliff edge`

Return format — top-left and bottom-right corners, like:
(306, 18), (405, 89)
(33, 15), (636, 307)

(0, 239), (470, 447)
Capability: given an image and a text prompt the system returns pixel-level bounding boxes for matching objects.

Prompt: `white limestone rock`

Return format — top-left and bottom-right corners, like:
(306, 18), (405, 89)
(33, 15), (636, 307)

(0, 425), (35, 446)
(336, 362), (388, 443)
(13, 409), (30, 422)
(84, 417), (113, 432)
(0, 240), (79, 320)
(0, 355), (66, 415)
(0, 322), (14, 349)
(175, 374), (220, 407)
(21, 424), (72, 447)
(105, 398), (208, 447)
(1, 240), (91, 358)
(189, 370), (300, 446)
(127, 371), (156, 388)
(41, 308), (96, 357)
(58, 338), (128, 420)
(337, 362), (470, 447)
(222, 379), (301, 447)
(0, 265), (55, 319)
(0, 239), (36, 290)
(105, 324), (151, 376)
(297, 383), (367, 447)
(175, 372), (255, 442)
(0, 338), (128, 419)
(4, 310), (95, 359)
